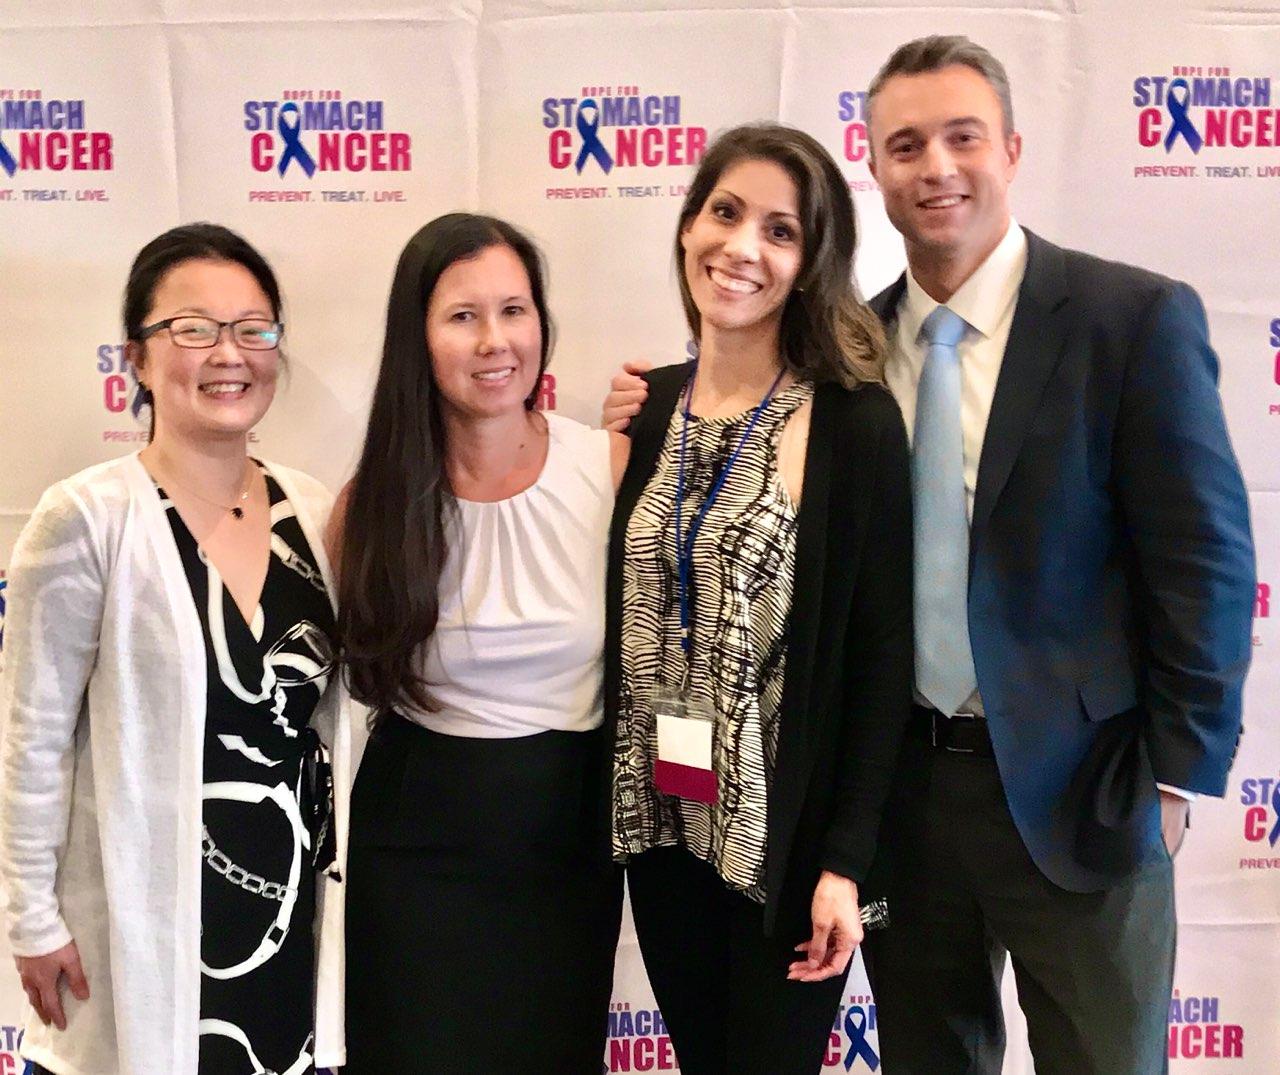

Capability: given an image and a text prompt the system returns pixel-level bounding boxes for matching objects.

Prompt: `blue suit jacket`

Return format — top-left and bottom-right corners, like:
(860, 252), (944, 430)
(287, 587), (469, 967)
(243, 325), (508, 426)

(871, 230), (1256, 892)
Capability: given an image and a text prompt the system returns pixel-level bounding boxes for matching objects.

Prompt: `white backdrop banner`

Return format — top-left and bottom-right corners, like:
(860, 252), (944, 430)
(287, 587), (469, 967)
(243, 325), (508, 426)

(478, 7), (788, 417)
(0, 3), (1276, 1072)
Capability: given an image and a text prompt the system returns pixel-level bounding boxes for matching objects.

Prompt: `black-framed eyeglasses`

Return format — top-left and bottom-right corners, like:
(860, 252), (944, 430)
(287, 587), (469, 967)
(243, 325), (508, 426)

(266, 620), (335, 687)
(137, 316), (284, 350)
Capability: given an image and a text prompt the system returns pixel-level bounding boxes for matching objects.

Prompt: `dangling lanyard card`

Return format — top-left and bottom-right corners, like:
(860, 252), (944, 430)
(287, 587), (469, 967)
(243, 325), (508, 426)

(654, 363), (785, 807)
(652, 684), (718, 804)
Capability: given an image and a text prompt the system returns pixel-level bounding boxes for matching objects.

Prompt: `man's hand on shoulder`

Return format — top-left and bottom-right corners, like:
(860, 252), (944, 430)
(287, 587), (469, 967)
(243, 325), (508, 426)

(601, 360), (653, 432)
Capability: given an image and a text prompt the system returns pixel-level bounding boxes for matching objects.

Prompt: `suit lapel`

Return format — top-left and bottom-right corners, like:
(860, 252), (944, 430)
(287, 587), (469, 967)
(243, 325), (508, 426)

(969, 231), (1071, 548)
(870, 274), (907, 329)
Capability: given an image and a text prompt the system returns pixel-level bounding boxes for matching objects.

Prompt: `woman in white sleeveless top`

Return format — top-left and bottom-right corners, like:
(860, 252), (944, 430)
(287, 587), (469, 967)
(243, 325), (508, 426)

(330, 214), (629, 1073)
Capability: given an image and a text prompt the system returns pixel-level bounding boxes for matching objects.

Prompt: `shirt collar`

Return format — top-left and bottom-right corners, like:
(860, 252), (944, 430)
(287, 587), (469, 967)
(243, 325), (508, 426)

(900, 220), (1028, 343)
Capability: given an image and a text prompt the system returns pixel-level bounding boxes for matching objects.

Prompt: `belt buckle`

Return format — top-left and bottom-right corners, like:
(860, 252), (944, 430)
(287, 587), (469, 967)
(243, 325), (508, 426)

(938, 711), (978, 754)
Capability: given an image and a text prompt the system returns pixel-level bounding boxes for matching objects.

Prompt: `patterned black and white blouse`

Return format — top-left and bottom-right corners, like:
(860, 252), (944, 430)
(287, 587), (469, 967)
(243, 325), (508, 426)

(160, 466), (336, 1075)
(614, 380), (813, 901)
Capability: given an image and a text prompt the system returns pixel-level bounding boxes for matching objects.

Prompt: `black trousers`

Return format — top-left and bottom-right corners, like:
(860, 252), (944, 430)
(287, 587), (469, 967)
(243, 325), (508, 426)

(627, 845), (848, 1075)
(863, 722), (1175, 1075)
(344, 718), (623, 1074)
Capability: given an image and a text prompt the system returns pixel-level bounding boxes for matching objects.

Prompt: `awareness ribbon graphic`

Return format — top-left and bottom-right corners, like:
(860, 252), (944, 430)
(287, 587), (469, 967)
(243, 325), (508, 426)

(844, 1006), (880, 1071)
(574, 98), (613, 174)
(1270, 781), (1280, 847)
(277, 102), (317, 177)
(129, 363), (149, 420)
(0, 577), (7, 651)
(0, 128), (17, 177)
(1164, 78), (1203, 154)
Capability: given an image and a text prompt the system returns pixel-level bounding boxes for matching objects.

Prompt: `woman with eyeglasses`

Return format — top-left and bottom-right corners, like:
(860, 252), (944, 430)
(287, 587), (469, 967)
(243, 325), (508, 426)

(0, 223), (351, 1075)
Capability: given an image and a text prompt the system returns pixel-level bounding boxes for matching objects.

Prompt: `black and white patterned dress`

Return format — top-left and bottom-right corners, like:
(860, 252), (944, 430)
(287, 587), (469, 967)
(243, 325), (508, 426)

(614, 380), (813, 901)
(160, 467), (336, 1075)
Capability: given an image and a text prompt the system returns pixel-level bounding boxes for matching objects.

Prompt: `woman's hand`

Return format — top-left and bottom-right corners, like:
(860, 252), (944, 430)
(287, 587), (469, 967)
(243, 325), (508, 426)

(787, 870), (863, 983)
(16, 940), (90, 1030)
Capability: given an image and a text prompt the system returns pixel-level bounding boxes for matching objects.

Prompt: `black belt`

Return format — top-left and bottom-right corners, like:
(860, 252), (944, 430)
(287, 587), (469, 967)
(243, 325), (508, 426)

(909, 704), (994, 757)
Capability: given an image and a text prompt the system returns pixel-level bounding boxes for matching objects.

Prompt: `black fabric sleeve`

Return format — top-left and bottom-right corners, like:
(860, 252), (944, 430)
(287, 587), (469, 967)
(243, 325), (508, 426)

(819, 397), (915, 883)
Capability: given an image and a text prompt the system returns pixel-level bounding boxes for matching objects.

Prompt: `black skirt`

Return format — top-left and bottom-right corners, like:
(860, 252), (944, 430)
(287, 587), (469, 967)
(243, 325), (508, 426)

(344, 716), (623, 1074)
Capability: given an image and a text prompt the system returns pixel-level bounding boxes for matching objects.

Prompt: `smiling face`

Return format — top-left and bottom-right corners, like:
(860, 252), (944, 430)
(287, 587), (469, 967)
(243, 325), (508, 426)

(680, 157), (804, 343)
(869, 64), (1021, 283)
(425, 244), (543, 422)
(130, 258), (280, 445)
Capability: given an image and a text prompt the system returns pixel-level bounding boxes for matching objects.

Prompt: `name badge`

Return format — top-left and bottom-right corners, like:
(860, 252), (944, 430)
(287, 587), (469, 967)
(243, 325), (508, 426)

(651, 685), (717, 804)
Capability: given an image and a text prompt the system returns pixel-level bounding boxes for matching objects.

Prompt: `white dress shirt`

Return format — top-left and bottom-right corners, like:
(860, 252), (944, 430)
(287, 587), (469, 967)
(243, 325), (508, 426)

(885, 219), (1027, 522)
(884, 221), (1193, 801)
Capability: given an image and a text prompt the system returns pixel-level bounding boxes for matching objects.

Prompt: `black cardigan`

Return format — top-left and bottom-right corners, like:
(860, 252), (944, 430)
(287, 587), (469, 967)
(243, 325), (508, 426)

(602, 363), (914, 936)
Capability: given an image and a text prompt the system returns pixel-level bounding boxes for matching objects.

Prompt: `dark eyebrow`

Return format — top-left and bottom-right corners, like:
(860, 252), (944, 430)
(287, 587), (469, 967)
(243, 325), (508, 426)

(172, 306), (273, 319)
(886, 116), (989, 143)
(710, 186), (800, 225)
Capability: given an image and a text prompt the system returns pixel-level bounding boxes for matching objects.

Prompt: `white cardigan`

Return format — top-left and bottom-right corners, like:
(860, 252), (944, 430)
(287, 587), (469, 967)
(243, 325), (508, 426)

(0, 453), (359, 1075)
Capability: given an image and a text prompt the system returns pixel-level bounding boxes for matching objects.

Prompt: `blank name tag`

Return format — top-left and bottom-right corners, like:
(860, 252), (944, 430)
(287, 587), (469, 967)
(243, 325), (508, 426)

(652, 687), (717, 804)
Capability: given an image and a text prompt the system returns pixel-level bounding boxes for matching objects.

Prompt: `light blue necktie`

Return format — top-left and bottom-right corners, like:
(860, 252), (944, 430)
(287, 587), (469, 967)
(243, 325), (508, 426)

(913, 305), (978, 716)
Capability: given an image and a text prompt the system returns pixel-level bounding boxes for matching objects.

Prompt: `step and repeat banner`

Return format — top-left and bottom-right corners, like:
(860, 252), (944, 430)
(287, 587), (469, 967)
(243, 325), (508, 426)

(1, 1), (1277, 1071)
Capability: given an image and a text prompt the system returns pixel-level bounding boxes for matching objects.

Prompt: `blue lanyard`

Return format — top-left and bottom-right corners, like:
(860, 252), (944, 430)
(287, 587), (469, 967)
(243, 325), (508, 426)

(674, 363), (786, 661)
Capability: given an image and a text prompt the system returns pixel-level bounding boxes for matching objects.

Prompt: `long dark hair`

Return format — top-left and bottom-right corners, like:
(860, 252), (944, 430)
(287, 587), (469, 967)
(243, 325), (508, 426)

(675, 124), (885, 387)
(123, 223), (284, 439)
(336, 213), (554, 724)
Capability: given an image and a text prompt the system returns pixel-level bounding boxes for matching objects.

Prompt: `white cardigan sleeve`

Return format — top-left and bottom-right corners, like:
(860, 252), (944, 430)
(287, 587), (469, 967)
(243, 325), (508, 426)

(1, 482), (106, 957)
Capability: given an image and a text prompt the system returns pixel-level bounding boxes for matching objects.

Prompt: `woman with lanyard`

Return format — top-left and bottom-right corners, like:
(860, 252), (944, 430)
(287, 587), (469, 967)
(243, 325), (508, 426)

(0, 224), (350, 1075)
(605, 124), (913, 1073)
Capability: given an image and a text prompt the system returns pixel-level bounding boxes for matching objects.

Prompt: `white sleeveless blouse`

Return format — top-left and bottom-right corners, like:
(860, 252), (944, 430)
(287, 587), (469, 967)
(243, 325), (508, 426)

(407, 413), (613, 738)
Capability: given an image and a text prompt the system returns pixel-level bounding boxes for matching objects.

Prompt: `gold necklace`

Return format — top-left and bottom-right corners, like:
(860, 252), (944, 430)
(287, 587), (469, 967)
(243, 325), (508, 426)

(152, 458), (255, 519)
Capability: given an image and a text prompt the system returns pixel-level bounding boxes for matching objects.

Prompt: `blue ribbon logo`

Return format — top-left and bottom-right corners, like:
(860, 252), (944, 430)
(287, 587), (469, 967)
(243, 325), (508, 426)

(128, 363), (150, 420)
(277, 102), (316, 178)
(0, 128), (18, 177)
(1164, 78), (1203, 154)
(0, 576), (7, 652)
(1269, 781), (1280, 847)
(844, 1005), (880, 1071)
(574, 98), (613, 174)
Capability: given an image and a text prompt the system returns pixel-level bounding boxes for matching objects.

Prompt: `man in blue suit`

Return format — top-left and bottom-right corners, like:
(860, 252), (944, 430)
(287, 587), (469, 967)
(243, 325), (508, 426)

(858, 35), (1255, 1072)
(601, 34), (1254, 1072)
